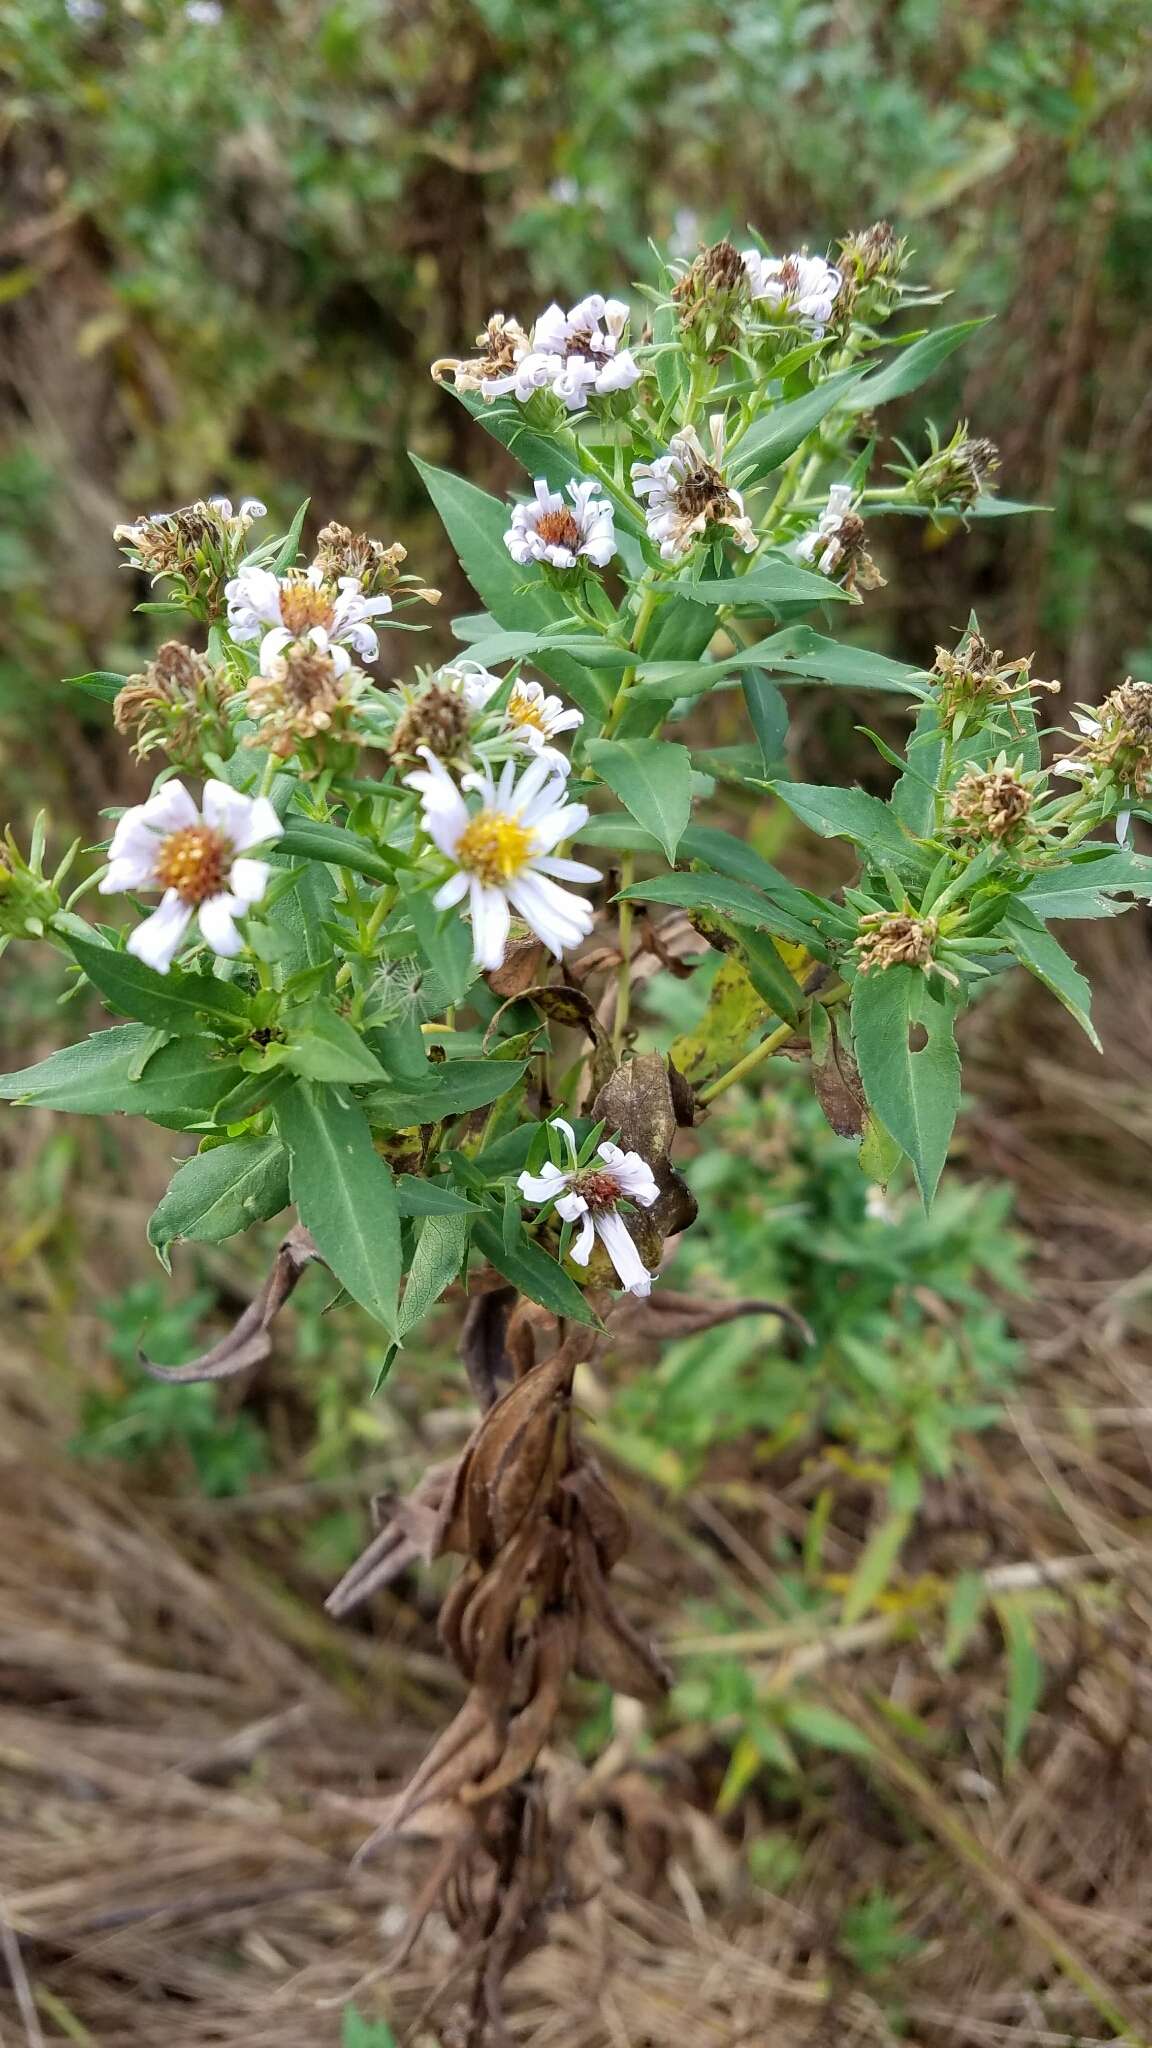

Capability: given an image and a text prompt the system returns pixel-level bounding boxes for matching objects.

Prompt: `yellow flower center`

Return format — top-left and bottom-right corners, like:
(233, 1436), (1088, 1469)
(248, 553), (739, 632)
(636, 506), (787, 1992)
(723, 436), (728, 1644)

(279, 576), (336, 635)
(535, 508), (583, 551)
(507, 684), (547, 733)
(154, 824), (233, 906)
(455, 809), (533, 884)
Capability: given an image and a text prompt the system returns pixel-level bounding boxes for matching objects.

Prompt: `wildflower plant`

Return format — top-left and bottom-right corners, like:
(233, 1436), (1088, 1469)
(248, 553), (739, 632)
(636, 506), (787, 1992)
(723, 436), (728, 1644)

(4, 221), (1151, 1315)
(3, 223), (1151, 2016)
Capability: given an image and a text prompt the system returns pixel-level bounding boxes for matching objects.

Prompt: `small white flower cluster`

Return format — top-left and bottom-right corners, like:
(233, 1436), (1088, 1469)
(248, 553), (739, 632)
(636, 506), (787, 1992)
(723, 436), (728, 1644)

(445, 663), (584, 772)
(504, 478), (617, 571)
(100, 779), (282, 975)
(482, 294), (641, 410)
(743, 249), (843, 337)
(518, 1117), (660, 1297)
(404, 753), (598, 970)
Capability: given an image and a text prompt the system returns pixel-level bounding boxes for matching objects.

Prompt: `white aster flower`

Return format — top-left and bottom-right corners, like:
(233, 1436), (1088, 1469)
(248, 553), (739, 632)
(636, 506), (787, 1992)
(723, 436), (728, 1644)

(225, 563), (392, 663)
(504, 678), (583, 769)
(518, 1117), (660, 1297)
(403, 750), (598, 969)
(98, 778), (283, 974)
(481, 292), (641, 411)
(504, 478), (617, 571)
(742, 248), (843, 337)
(631, 418), (756, 562)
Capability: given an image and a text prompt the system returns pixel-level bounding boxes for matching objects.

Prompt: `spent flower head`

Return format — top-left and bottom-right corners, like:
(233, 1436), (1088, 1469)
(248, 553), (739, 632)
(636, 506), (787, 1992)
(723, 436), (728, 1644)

(671, 237), (750, 352)
(1056, 678), (1152, 839)
(114, 640), (238, 767)
(245, 634), (366, 762)
(855, 909), (939, 974)
(835, 221), (909, 316)
(899, 420), (1000, 512)
(631, 418), (754, 562)
(932, 632), (1058, 723)
(947, 757), (1037, 844)
(114, 496), (266, 617)
(794, 484), (885, 593)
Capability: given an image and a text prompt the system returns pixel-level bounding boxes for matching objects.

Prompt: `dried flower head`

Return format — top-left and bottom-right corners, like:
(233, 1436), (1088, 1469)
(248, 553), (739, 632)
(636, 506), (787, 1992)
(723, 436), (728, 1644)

(114, 496), (265, 615)
(671, 237), (749, 349)
(114, 640), (238, 767)
(906, 421), (1000, 511)
(313, 522), (406, 593)
(933, 633), (1059, 721)
(835, 221), (909, 314)
(1056, 679), (1152, 827)
(431, 312), (532, 393)
(795, 483), (885, 593)
(246, 637), (364, 760)
(948, 758), (1035, 842)
(855, 910), (939, 973)
(386, 681), (478, 770)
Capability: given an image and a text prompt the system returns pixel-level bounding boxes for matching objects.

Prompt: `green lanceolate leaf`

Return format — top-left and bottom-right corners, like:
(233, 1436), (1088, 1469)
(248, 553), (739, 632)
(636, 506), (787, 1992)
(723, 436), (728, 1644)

(616, 871), (831, 954)
(394, 1176), (481, 1216)
(67, 934), (250, 1033)
(275, 1081), (401, 1333)
(769, 781), (927, 878)
(1001, 906), (1101, 1049)
(270, 497), (311, 575)
(66, 670), (128, 704)
(363, 1059), (529, 1127)
(281, 1004), (387, 1083)
(148, 1134), (290, 1267)
(757, 628), (929, 696)
(674, 556), (850, 609)
(0, 1026), (244, 1128)
(1021, 848), (1152, 921)
(742, 670), (789, 769)
(411, 455), (566, 633)
(270, 859), (338, 976)
(402, 881), (479, 1008)
(851, 965), (961, 1206)
(397, 1212), (470, 1337)
(472, 1215), (600, 1328)
(732, 366), (866, 483)
(850, 319), (988, 409)
(585, 736), (693, 861)
(276, 820), (404, 883)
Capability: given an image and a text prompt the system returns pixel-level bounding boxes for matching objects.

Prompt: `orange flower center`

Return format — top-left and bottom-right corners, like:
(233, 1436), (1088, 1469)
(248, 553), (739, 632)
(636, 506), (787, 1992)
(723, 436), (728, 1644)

(455, 810), (533, 884)
(279, 577), (336, 635)
(154, 824), (233, 905)
(535, 509), (582, 551)
(571, 1168), (621, 1212)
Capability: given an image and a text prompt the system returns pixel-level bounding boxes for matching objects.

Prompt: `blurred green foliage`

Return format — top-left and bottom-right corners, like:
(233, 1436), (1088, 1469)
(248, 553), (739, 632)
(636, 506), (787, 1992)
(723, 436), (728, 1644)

(2, 0), (1150, 813)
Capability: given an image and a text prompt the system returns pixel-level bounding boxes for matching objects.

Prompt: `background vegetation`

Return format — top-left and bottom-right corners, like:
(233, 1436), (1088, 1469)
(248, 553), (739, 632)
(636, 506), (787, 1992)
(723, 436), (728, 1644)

(2, 3), (1152, 2044)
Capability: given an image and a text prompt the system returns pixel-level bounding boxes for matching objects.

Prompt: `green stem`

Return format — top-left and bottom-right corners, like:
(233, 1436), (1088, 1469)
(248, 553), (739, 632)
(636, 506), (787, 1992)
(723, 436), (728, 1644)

(614, 853), (634, 1054)
(698, 981), (848, 1107)
(601, 580), (660, 738)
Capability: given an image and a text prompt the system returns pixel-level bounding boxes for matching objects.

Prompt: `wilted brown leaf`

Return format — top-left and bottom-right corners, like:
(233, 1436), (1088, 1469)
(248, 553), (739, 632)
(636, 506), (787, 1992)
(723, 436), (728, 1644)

(139, 1225), (321, 1383)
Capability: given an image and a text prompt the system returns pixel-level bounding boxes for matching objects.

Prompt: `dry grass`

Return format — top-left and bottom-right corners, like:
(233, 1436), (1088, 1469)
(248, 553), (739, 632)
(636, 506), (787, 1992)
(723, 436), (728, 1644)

(3, 927), (1152, 2046)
